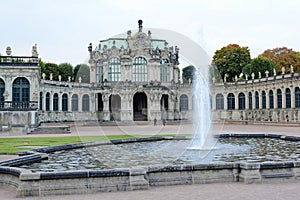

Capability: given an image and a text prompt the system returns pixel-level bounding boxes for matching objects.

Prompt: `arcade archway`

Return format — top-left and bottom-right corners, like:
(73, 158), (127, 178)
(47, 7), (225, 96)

(133, 92), (147, 121)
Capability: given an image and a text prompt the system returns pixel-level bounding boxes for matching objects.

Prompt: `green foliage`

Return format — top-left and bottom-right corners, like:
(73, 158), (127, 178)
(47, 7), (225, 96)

(44, 63), (59, 80)
(38, 59), (46, 75)
(58, 63), (73, 81)
(212, 44), (251, 82)
(242, 56), (275, 79)
(182, 65), (196, 83)
(74, 64), (90, 83)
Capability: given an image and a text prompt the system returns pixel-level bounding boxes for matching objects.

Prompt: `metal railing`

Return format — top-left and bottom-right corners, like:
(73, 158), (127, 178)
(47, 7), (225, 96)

(0, 101), (38, 111)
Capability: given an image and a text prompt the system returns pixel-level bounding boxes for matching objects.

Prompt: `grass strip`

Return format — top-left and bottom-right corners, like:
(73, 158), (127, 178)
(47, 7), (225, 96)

(0, 134), (190, 155)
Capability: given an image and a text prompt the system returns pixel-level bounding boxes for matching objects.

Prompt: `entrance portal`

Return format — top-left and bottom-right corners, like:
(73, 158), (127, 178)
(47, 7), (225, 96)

(133, 92), (147, 121)
(161, 94), (169, 120)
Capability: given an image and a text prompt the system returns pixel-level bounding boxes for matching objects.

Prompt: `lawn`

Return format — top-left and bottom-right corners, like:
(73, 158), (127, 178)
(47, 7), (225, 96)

(0, 135), (137, 155)
(0, 134), (188, 155)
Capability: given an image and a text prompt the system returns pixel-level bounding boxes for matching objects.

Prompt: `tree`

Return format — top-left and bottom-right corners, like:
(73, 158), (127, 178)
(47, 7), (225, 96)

(44, 63), (59, 80)
(261, 47), (300, 74)
(73, 64), (90, 83)
(58, 63), (73, 81)
(182, 65), (196, 83)
(38, 58), (46, 76)
(212, 44), (251, 82)
(242, 56), (275, 79)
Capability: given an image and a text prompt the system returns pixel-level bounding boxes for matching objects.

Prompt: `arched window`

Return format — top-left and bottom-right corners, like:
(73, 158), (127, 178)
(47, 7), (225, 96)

(238, 93), (245, 110)
(82, 94), (90, 112)
(0, 78), (5, 108)
(62, 94), (68, 111)
(133, 57), (147, 82)
(248, 92), (252, 110)
(277, 89), (282, 109)
(286, 88), (291, 108)
(72, 94), (78, 111)
(255, 91), (259, 109)
(262, 91), (266, 109)
(46, 92), (50, 111)
(216, 94), (224, 110)
(12, 77), (30, 108)
(269, 90), (274, 109)
(108, 58), (121, 82)
(227, 93), (235, 110)
(295, 87), (300, 108)
(180, 94), (188, 111)
(160, 59), (169, 82)
(39, 92), (43, 110)
(53, 93), (59, 111)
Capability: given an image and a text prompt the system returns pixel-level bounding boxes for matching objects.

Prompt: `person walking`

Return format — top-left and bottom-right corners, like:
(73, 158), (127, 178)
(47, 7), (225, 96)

(154, 117), (157, 126)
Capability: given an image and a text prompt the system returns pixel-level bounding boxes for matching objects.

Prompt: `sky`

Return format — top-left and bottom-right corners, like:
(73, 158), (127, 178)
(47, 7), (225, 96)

(0, 0), (299, 67)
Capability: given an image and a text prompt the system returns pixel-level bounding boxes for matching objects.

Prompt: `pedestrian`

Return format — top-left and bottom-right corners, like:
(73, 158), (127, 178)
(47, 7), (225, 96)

(154, 117), (157, 126)
(162, 119), (166, 126)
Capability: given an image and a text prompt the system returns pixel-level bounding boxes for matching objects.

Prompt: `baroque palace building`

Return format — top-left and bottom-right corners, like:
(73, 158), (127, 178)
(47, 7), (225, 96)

(0, 21), (193, 134)
(0, 21), (299, 134)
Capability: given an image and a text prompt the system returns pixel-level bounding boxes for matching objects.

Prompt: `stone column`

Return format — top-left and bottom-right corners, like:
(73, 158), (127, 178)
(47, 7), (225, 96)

(235, 93), (239, 110)
(212, 93), (217, 110)
(102, 93), (110, 121)
(90, 92), (96, 113)
(291, 89), (295, 108)
(266, 91), (270, 109)
(245, 92), (249, 110)
(49, 92), (53, 111)
(251, 93), (255, 110)
(42, 92), (46, 111)
(259, 92), (262, 109)
(58, 93), (62, 112)
(282, 89), (286, 109)
(274, 90), (278, 109)
(224, 93), (228, 110)
(68, 93), (72, 112)
(174, 66), (179, 83)
(78, 94), (82, 112)
(89, 61), (96, 83)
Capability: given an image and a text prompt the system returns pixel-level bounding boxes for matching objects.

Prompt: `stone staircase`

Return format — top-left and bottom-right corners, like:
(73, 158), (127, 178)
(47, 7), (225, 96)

(29, 123), (71, 134)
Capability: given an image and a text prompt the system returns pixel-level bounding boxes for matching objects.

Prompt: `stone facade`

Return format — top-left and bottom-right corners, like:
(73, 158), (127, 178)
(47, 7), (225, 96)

(211, 70), (300, 123)
(0, 21), (194, 134)
(2, 21), (300, 134)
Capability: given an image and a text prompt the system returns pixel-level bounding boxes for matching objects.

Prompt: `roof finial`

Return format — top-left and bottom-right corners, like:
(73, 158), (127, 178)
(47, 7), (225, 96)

(138, 19), (143, 32)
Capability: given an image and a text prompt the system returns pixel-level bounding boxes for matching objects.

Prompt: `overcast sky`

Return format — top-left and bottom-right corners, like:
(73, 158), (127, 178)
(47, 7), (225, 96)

(0, 0), (299, 66)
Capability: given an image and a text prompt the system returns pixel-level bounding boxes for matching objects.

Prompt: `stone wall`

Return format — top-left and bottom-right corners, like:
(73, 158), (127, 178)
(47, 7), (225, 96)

(1, 161), (300, 197)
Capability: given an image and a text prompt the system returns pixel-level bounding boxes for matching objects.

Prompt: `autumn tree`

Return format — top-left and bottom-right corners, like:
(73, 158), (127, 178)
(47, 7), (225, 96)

(242, 56), (275, 79)
(58, 63), (73, 81)
(212, 44), (251, 82)
(260, 47), (300, 74)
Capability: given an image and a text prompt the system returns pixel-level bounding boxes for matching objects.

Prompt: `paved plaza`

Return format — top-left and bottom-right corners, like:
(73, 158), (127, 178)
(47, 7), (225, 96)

(0, 123), (300, 199)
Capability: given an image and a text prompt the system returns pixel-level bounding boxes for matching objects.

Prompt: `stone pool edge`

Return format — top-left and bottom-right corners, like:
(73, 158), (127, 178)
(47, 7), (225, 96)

(0, 134), (299, 197)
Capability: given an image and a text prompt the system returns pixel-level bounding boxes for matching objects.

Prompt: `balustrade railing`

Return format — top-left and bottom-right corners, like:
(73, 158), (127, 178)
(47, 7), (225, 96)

(0, 101), (38, 111)
(0, 56), (38, 66)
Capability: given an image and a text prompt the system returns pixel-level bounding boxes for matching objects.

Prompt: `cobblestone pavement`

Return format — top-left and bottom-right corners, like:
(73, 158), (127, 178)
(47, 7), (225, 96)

(1, 182), (300, 200)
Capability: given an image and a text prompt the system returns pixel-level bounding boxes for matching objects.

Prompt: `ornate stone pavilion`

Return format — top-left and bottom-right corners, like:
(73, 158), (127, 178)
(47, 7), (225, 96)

(1, 20), (300, 134)
(0, 21), (193, 133)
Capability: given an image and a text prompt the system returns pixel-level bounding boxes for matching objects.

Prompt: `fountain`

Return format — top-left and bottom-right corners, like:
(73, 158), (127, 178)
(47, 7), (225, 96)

(189, 68), (214, 151)
(0, 29), (300, 197)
